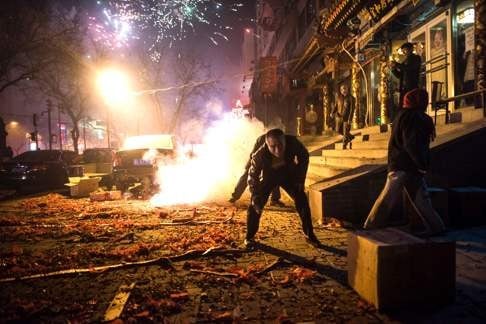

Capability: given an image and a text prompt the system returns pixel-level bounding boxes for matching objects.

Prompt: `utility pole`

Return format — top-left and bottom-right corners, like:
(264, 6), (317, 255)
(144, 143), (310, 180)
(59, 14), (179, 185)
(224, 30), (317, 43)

(106, 110), (111, 149)
(58, 104), (63, 151)
(42, 99), (53, 150)
(83, 118), (87, 151)
(32, 113), (39, 149)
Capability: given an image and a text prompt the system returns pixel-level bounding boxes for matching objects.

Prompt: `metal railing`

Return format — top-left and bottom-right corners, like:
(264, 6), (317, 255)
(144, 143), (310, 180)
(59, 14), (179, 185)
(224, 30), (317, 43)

(432, 87), (486, 124)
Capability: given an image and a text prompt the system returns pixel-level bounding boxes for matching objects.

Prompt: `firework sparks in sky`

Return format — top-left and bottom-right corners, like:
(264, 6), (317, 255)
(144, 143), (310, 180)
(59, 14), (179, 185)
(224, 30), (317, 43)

(91, 0), (243, 55)
(88, 2), (137, 50)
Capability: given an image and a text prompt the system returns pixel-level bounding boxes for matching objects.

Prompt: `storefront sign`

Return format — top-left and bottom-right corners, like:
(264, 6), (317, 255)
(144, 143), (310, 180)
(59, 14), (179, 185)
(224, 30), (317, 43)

(366, 0), (400, 21)
(259, 56), (278, 94)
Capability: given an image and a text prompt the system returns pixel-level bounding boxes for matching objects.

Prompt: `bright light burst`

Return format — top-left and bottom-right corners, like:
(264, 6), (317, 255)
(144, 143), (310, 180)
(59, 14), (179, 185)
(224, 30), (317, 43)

(88, 2), (137, 50)
(97, 0), (242, 54)
(150, 113), (264, 206)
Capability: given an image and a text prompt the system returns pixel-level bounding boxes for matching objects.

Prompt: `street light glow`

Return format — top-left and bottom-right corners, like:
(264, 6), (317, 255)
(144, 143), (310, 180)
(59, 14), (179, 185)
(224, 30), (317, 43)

(97, 68), (132, 106)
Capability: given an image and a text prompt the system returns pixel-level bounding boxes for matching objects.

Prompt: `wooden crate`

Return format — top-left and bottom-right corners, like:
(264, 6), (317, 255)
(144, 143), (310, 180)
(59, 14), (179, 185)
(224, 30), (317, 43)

(348, 228), (455, 310)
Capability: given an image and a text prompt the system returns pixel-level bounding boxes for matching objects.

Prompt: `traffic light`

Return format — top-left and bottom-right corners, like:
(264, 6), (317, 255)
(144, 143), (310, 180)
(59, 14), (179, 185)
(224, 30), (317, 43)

(33, 113), (38, 127)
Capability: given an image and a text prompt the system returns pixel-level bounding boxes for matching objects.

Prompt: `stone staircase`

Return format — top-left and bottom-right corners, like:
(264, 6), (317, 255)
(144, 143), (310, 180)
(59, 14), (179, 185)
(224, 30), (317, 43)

(302, 106), (486, 226)
(304, 107), (485, 187)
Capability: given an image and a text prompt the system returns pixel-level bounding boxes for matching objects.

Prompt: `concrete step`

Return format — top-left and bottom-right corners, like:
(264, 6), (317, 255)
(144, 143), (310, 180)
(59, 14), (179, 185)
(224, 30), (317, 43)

(353, 132), (390, 142)
(353, 124), (389, 137)
(299, 135), (330, 145)
(308, 161), (349, 174)
(433, 106), (484, 125)
(306, 165), (347, 186)
(321, 149), (388, 159)
(335, 140), (389, 150)
(310, 155), (386, 169)
(460, 107), (484, 123)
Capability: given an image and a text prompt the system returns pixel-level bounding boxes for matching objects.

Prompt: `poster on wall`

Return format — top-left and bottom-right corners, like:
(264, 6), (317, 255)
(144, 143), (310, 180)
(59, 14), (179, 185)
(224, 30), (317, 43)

(465, 26), (474, 53)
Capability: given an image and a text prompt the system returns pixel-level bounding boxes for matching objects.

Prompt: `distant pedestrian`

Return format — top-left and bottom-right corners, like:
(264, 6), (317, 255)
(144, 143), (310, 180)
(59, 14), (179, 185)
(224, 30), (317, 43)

(229, 133), (283, 206)
(331, 83), (355, 149)
(363, 89), (445, 236)
(391, 42), (422, 109)
(245, 128), (319, 248)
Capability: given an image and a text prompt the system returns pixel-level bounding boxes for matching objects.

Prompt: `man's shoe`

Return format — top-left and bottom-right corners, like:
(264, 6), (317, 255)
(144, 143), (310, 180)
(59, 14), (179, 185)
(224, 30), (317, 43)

(270, 200), (286, 207)
(244, 238), (257, 250)
(228, 197), (237, 204)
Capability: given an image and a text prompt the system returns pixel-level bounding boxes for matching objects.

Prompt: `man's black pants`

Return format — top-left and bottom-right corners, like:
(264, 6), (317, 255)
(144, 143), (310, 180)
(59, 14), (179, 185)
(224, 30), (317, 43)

(246, 175), (314, 240)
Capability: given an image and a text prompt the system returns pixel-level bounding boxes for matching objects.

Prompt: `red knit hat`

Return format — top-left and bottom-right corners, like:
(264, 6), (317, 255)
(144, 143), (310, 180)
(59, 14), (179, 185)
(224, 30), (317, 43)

(403, 88), (429, 110)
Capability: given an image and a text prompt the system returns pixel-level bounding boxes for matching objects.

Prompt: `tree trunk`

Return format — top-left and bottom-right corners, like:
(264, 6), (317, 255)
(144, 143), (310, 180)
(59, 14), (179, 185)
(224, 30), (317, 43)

(169, 92), (187, 134)
(71, 122), (80, 154)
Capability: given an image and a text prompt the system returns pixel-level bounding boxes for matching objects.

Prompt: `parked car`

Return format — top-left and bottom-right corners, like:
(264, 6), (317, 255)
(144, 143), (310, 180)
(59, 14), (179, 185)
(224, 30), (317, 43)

(0, 150), (78, 193)
(112, 135), (176, 194)
(77, 148), (115, 188)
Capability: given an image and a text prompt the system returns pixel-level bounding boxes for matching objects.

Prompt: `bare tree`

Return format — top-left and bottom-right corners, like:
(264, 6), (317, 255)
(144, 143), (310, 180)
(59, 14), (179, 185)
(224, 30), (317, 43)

(135, 43), (169, 132)
(31, 8), (93, 154)
(0, 1), (59, 94)
(169, 52), (220, 134)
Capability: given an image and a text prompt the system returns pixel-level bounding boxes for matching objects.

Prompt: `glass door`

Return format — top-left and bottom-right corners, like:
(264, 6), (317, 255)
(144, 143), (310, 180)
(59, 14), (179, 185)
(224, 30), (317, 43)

(410, 11), (454, 113)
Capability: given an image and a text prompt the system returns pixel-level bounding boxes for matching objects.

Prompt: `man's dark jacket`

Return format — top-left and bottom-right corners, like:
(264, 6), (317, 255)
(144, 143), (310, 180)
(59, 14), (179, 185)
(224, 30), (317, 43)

(248, 135), (309, 194)
(392, 53), (422, 93)
(333, 94), (355, 123)
(388, 107), (435, 173)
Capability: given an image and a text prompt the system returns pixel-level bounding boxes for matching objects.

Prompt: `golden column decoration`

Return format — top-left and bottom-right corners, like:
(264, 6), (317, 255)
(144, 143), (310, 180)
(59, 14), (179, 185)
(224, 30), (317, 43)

(475, 0), (486, 91)
(296, 117), (303, 136)
(351, 62), (361, 129)
(322, 83), (331, 132)
(379, 53), (390, 124)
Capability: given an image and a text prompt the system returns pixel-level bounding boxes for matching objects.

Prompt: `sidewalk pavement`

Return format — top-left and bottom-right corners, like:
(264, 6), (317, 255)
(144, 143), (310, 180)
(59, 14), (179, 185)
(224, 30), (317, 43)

(231, 196), (486, 323)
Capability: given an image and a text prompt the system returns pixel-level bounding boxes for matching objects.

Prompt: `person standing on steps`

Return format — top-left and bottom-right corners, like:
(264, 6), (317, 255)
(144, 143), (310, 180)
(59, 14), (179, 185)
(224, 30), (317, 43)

(363, 89), (445, 237)
(331, 83), (355, 149)
(391, 42), (422, 109)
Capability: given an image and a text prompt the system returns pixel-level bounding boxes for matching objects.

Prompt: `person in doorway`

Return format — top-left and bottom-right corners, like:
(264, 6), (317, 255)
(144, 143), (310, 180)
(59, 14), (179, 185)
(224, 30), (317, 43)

(391, 42), (422, 109)
(245, 128), (319, 248)
(331, 83), (355, 149)
(229, 132), (283, 206)
(363, 89), (445, 237)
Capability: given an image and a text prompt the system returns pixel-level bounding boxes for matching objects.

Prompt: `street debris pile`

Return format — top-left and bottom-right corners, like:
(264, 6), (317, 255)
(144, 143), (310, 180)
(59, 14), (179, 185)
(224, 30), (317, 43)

(0, 193), (375, 322)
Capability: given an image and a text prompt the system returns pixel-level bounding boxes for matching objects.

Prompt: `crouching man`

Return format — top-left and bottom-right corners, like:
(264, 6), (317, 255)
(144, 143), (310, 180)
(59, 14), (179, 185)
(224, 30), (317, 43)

(245, 128), (319, 248)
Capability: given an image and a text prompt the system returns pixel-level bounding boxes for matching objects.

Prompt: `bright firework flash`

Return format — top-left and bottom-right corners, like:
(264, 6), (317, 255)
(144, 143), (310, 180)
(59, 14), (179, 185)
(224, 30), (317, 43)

(88, 2), (137, 50)
(99, 0), (243, 57)
(150, 114), (264, 206)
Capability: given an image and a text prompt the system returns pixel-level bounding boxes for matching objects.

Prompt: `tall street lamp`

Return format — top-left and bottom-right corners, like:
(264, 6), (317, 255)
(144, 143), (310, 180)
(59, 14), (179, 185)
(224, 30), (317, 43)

(96, 68), (132, 148)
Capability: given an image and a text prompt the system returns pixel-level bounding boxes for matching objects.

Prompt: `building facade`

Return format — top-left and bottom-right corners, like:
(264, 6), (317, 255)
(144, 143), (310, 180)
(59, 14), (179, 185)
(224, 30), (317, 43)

(250, 0), (485, 136)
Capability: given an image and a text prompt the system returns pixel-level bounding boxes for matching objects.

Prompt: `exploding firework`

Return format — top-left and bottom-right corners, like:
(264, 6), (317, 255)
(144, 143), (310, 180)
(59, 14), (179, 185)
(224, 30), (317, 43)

(88, 2), (137, 50)
(95, 0), (242, 54)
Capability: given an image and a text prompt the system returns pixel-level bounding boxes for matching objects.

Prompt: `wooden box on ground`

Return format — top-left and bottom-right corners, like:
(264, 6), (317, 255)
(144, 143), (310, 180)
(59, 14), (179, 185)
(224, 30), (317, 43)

(65, 177), (101, 197)
(347, 228), (455, 310)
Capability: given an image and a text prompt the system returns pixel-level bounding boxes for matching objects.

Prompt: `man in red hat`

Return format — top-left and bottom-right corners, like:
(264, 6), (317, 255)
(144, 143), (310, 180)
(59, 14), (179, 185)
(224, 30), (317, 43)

(364, 88), (445, 236)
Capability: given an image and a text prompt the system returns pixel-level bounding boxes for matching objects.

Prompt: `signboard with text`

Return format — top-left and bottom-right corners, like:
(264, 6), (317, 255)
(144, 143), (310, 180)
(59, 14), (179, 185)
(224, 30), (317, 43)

(259, 56), (278, 94)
